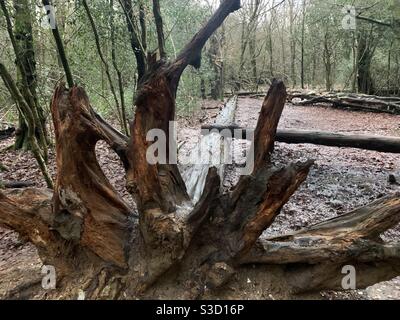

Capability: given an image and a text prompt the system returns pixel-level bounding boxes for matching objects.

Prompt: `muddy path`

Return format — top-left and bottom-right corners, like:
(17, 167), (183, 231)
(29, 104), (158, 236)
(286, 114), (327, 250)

(0, 98), (399, 299)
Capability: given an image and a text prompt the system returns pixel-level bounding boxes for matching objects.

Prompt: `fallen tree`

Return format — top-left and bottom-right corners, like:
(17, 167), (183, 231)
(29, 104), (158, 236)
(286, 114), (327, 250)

(201, 125), (400, 154)
(0, 180), (34, 189)
(182, 96), (238, 203)
(0, 0), (399, 300)
(0, 126), (15, 141)
(287, 91), (400, 115)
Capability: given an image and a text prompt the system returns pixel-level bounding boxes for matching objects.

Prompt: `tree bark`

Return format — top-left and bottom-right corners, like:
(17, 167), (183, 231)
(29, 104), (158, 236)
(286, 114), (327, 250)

(152, 0), (166, 59)
(109, 0), (129, 135)
(0, 63), (53, 188)
(119, 0), (147, 83)
(82, 0), (126, 134)
(42, 0), (74, 88)
(357, 30), (375, 94)
(1, 0), (48, 155)
(208, 34), (224, 100)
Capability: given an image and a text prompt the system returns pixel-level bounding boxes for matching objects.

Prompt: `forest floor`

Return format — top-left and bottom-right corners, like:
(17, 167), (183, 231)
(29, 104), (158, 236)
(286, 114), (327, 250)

(0, 97), (399, 300)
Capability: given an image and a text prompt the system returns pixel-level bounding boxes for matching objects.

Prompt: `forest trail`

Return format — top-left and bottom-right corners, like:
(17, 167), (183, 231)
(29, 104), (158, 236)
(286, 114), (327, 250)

(1, 98), (400, 299)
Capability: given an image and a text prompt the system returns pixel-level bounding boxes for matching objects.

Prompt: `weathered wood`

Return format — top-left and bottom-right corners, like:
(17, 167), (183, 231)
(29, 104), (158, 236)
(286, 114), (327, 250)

(240, 193), (400, 292)
(123, 0), (243, 289)
(181, 96), (238, 203)
(288, 91), (400, 115)
(202, 125), (400, 154)
(0, 188), (71, 273)
(51, 85), (131, 268)
(169, 81), (314, 297)
(0, 180), (35, 189)
(250, 80), (287, 171)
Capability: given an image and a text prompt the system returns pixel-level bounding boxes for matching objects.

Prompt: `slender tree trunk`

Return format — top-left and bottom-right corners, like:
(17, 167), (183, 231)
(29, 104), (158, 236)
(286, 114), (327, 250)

(152, 0), (166, 59)
(300, 0), (306, 89)
(11, 0), (48, 155)
(357, 30), (375, 94)
(323, 31), (332, 92)
(249, 35), (257, 91)
(264, 0), (275, 81)
(0, 63), (53, 188)
(200, 77), (206, 99)
(387, 40), (393, 91)
(352, 31), (358, 93)
(396, 48), (400, 95)
(110, 0), (129, 135)
(289, 0), (296, 87)
(138, 0), (147, 53)
(82, 0), (126, 133)
(311, 49), (316, 86)
(280, 24), (286, 79)
(238, 16), (247, 91)
(209, 35), (223, 100)
(119, 0), (147, 84)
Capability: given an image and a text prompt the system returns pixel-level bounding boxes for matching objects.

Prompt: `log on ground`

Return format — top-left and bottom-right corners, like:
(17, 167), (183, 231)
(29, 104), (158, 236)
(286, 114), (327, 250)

(201, 125), (400, 154)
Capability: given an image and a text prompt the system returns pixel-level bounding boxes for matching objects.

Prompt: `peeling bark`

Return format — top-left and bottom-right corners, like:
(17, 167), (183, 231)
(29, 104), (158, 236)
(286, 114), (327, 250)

(51, 85), (131, 268)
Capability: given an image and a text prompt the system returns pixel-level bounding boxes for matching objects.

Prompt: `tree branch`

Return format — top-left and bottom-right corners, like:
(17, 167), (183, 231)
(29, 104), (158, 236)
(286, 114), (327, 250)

(356, 15), (393, 28)
(41, 0), (74, 88)
(167, 0), (241, 91)
(152, 0), (166, 59)
(118, 0), (147, 82)
(82, 0), (124, 131)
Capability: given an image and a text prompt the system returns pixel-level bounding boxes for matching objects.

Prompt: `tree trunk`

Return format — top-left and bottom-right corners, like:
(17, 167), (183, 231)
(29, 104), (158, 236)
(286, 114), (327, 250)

(209, 35), (224, 100)
(300, 0), (306, 89)
(289, 0), (296, 88)
(249, 35), (258, 91)
(109, 0), (129, 135)
(323, 31), (332, 92)
(152, 0), (166, 59)
(8, 0), (48, 153)
(357, 31), (375, 94)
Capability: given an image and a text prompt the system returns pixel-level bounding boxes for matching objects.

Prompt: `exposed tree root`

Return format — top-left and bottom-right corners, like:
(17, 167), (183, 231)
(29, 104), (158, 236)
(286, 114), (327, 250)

(0, 0), (399, 300)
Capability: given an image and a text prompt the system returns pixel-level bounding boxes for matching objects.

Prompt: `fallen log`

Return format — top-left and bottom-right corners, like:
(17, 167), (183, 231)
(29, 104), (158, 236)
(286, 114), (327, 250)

(201, 125), (400, 154)
(0, 126), (15, 140)
(0, 180), (35, 189)
(181, 96), (238, 203)
(240, 193), (400, 293)
(288, 91), (400, 115)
